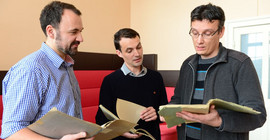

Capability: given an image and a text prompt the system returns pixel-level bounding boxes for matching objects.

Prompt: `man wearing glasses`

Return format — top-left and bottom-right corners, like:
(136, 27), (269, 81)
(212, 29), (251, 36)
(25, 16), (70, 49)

(169, 3), (266, 140)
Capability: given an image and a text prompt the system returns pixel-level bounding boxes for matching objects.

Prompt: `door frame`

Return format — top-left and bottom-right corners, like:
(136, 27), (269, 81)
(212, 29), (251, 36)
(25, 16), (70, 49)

(225, 16), (270, 140)
(225, 15), (270, 49)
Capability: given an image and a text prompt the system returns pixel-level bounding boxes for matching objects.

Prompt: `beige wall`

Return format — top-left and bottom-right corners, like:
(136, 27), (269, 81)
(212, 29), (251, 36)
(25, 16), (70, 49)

(1, 0), (270, 70)
(131, 0), (270, 70)
(0, 0), (130, 70)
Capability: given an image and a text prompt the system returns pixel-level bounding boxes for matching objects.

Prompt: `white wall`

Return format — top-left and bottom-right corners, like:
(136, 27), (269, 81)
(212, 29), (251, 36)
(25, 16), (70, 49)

(131, 0), (270, 70)
(0, 0), (130, 70)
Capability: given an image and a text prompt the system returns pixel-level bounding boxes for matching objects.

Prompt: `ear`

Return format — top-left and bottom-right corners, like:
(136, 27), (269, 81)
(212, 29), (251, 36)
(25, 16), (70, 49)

(46, 25), (56, 39)
(116, 50), (123, 58)
(219, 26), (225, 39)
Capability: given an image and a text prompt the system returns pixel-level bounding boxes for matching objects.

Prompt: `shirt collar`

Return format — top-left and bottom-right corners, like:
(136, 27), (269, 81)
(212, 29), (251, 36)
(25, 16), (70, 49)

(121, 63), (147, 77)
(40, 42), (74, 69)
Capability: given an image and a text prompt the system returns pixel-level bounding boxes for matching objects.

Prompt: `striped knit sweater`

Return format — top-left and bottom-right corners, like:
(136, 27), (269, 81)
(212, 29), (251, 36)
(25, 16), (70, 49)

(186, 56), (216, 140)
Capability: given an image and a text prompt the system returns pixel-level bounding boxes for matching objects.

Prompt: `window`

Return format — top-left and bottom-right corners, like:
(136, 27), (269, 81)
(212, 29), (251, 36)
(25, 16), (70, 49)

(225, 16), (270, 140)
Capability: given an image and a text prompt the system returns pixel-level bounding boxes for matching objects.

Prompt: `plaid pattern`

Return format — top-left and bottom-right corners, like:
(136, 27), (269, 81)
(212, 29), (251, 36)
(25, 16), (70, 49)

(1, 43), (82, 139)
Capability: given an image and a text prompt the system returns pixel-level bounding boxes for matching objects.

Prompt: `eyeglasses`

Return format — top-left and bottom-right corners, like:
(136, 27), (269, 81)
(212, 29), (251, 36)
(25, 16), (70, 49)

(189, 28), (219, 39)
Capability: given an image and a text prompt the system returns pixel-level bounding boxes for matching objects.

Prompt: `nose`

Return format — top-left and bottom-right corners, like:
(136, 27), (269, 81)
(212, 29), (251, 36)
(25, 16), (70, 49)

(134, 49), (140, 56)
(77, 32), (83, 42)
(196, 34), (204, 44)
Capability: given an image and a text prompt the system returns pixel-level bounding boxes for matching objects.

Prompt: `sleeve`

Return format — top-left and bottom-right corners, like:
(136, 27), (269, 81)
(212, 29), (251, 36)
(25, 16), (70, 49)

(1, 68), (42, 139)
(95, 75), (116, 125)
(169, 60), (189, 104)
(156, 72), (168, 123)
(169, 73), (182, 104)
(221, 58), (267, 132)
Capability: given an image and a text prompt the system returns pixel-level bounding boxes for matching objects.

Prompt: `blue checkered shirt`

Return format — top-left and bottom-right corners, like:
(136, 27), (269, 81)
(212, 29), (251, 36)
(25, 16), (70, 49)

(1, 43), (82, 139)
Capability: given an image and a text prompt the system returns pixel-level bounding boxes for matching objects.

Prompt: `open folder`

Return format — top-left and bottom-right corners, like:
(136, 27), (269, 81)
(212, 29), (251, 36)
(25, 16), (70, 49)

(99, 98), (156, 140)
(158, 98), (261, 128)
(27, 107), (137, 140)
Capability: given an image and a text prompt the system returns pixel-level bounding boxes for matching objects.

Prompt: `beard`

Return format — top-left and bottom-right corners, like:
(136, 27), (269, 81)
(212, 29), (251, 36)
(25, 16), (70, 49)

(55, 32), (80, 56)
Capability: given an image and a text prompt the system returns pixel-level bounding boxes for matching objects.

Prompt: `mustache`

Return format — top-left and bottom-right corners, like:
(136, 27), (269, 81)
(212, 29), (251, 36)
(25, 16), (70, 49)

(71, 41), (80, 46)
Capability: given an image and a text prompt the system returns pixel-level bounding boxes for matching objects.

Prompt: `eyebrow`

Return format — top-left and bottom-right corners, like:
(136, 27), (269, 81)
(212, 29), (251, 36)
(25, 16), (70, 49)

(191, 28), (215, 32)
(125, 42), (141, 52)
(136, 42), (141, 48)
(70, 27), (84, 32)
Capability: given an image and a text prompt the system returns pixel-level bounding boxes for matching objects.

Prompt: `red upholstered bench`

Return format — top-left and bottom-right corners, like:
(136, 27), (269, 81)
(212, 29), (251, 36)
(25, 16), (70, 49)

(0, 70), (177, 140)
(74, 70), (114, 123)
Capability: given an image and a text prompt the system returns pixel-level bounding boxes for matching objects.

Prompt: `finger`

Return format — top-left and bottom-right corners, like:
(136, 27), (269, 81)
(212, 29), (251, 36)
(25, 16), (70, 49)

(141, 110), (157, 120)
(141, 107), (153, 116)
(122, 132), (140, 139)
(176, 111), (199, 122)
(176, 112), (185, 118)
(144, 114), (157, 122)
(160, 116), (165, 122)
(73, 132), (87, 139)
(141, 107), (155, 119)
(61, 132), (87, 140)
(141, 107), (151, 115)
(210, 105), (216, 110)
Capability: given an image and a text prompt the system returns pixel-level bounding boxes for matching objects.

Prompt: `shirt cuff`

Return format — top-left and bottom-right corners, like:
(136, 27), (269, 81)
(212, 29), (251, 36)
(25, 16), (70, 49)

(215, 117), (224, 131)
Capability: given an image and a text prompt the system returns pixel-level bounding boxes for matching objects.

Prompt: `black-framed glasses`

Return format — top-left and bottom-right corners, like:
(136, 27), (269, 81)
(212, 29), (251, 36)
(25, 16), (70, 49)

(189, 28), (219, 39)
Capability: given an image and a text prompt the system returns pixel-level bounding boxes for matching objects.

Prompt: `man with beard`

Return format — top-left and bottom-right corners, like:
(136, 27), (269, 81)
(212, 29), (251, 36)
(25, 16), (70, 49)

(95, 28), (168, 140)
(1, 1), (93, 140)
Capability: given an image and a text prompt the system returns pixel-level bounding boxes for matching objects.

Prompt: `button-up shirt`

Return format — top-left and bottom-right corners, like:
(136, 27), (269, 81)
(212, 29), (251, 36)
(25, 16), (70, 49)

(121, 63), (147, 77)
(1, 42), (82, 139)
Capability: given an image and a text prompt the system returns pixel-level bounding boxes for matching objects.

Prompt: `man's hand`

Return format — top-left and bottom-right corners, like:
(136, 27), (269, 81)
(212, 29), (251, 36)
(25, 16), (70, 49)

(140, 107), (157, 122)
(122, 132), (142, 139)
(160, 116), (165, 122)
(175, 105), (222, 127)
(59, 132), (94, 140)
(6, 128), (94, 140)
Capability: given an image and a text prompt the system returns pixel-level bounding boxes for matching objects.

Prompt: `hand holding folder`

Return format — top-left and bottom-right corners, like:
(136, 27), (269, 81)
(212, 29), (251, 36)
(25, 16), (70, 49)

(28, 98), (157, 140)
(99, 98), (156, 140)
(158, 98), (261, 128)
(27, 108), (137, 140)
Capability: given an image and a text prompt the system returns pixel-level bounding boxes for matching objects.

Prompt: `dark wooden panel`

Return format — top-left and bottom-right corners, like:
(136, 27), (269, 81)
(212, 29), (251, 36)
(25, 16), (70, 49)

(0, 71), (8, 95)
(143, 54), (157, 71)
(72, 52), (124, 70)
(159, 70), (179, 87)
(72, 52), (157, 71)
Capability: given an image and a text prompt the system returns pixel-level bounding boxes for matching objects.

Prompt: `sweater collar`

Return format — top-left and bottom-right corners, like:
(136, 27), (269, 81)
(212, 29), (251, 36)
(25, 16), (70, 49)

(189, 42), (228, 66)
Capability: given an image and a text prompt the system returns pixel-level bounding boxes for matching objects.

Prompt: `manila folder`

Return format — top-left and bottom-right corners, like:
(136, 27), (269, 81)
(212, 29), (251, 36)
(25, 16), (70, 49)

(158, 98), (261, 128)
(28, 107), (101, 139)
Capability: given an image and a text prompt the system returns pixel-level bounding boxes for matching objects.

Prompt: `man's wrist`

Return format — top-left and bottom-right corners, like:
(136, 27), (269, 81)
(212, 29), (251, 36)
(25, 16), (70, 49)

(215, 117), (224, 131)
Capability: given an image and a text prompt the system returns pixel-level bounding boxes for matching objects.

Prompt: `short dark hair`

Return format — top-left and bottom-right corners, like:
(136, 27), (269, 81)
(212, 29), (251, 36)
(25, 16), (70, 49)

(114, 28), (140, 51)
(39, 1), (81, 36)
(191, 3), (225, 31)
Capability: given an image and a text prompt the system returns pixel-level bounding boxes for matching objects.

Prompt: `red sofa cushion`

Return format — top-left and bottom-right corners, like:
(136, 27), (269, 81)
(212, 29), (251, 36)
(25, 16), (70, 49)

(160, 123), (178, 139)
(165, 87), (175, 102)
(74, 70), (114, 123)
(74, 70), (114, 89)
(0, 95), (2, 120)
